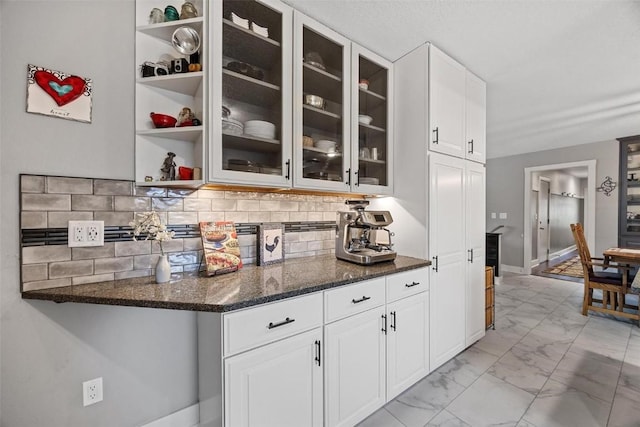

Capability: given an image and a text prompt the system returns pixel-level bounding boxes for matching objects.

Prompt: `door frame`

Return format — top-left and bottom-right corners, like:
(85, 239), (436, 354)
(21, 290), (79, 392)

(536, 177), (551, 264)
(523, 160), (596, 275)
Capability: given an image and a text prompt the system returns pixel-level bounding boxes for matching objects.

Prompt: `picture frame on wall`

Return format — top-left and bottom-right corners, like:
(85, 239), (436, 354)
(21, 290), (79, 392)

(257, 223), (285, 266)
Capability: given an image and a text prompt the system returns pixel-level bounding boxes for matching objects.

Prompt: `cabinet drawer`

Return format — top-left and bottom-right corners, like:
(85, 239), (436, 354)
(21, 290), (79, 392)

(223, 293), (323, 357)
(324, 278), (385, 323)
(386, 268), (428, 303)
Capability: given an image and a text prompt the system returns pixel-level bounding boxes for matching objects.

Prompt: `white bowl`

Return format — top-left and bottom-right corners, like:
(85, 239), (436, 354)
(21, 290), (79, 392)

(358, 115), (373, 125)
(315, 139), (336, 151)
(244, 120), (276, 139)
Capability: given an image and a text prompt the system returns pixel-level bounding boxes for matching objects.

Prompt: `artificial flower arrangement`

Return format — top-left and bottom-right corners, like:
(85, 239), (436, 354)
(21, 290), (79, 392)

(129, 211), (175, 255)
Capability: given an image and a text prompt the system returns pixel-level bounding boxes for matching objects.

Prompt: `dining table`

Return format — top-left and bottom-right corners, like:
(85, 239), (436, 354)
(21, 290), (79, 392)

(603, 247), (640, 290)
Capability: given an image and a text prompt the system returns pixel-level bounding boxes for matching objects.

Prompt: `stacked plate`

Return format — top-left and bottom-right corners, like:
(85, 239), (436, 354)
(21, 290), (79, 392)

(360, 177), (380, 185)
(315, 139), (337, 152)
(222, 118), (243, 135)
(244, 120), (276, 139)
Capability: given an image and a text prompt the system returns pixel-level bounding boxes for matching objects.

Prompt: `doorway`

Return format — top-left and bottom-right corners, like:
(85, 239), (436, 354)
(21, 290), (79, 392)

(537, 178), (550, 263)
(523, 160), (596, 275)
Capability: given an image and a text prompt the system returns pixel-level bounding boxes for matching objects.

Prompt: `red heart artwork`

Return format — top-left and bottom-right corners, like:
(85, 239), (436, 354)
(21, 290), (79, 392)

(34, 70), (86, 107)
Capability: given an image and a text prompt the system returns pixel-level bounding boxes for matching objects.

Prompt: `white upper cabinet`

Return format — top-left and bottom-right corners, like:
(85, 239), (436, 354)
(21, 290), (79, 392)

(429, 45), (466, 158)
(465, 71), (487, 163)
(351, 44), (394, 195)
(135, 0), (208, 187)
(428, 44), (486, 164)
(293, 11), (351, 192)
(210, 0), (293, 187)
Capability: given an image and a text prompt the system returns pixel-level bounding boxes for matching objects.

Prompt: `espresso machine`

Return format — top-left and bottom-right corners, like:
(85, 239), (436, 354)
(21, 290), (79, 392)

(336, 200), (396, 265)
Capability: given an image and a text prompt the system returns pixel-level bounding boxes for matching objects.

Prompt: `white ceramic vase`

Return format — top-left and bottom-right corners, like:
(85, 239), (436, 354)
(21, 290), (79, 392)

(155, 254), (171, 284)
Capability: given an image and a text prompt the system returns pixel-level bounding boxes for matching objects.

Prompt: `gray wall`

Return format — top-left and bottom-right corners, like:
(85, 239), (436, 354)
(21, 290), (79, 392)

(1, 2), (197, 426)
(549, 195), (584, 253)
(487, 140), (619, 269)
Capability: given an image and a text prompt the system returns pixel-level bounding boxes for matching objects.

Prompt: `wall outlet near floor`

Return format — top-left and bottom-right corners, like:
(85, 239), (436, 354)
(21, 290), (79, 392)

(82, 377), (103, 406)
(68, 221), (104, 247)
(499, 212), (508, 219)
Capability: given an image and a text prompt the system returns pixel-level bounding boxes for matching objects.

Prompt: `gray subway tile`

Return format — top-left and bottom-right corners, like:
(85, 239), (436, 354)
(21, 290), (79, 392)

(151, 239), (184, 254)
(183, 237), (203, 251)
(23, 278), (72, 292)
(225, 211), (249, 223)
(72, 243), (115, 260)
(169, 251), (200, 266)
(94, 211), (135, 227)
(48, 211), (93, 228)
(21, 175), (45, 193)
(72, 273), (115, 285)
(211, 199), (237, 210)
(271, 212), (290, 222)
(197, 189), (225, 199)
(225, 191), (259, 199)
(21, 212), (47, 229)
(167, 188), (196, 198)
(133, 254), (161, 270)
(248, 211), (271, 223)
(22, 194), (71, 211)
(94, 180), (133, 196)
(94, 257), (134, 274)
(152, 197), (184, 211)
(114, 240), (151, 257)
(183, 198), (212, 211)
(168, 211), (198, 224)
(71, 195), (114, 211)
(49, 260), (94, 279)
(22, 264), (48, 282)
(134, 186), (167, 197)
(237, 200), (261, 211)
(22, 246), (71, 264)
(198, 212), (225, 223)
(114, 196), (151, 211)
(46, 177), (93, 194)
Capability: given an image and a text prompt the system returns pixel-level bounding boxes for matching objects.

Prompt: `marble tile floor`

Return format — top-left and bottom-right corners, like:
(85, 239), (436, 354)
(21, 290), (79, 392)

(358, 272), (640, 427)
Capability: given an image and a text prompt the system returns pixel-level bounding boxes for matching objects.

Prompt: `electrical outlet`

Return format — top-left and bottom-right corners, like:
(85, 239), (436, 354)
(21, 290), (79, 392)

(82, 377), (103, 406)
(68, 221), (104, 247)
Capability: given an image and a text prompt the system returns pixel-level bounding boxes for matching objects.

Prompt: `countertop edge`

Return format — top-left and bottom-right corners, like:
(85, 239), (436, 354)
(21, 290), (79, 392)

(22, 256), (431, 313)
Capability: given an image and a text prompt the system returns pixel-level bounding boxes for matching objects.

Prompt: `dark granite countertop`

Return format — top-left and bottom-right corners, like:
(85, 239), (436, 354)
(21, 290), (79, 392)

(22, 255), (430, 312)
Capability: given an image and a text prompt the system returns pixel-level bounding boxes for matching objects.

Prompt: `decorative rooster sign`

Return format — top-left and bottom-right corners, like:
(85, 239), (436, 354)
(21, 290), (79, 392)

(26, 64), (93, 123)
(257, 223), (285, 266)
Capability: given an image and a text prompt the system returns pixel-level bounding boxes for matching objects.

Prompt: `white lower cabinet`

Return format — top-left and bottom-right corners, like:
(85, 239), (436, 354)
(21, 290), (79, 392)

(386, 292), (430, 400)
(225, 328), (323, 427)
(198, 269), (431, 427)
(325, 306), (387, 427)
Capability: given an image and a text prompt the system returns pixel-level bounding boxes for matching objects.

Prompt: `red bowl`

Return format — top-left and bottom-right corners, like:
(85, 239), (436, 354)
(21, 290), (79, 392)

(150, 112), (177, 128)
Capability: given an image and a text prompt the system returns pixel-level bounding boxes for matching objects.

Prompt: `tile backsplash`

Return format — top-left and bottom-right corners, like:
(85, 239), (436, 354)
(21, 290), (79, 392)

(20, 175), (359, 292)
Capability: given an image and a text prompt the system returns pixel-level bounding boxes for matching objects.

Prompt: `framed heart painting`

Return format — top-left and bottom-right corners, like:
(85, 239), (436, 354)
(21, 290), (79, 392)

(26, 64), (93, 123)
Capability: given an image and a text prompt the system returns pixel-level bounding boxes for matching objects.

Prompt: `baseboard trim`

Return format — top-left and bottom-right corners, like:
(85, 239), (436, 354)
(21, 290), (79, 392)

(550, 245), (577, 260)
(141, 403), (199, 427)
(501, 264), (524, 274)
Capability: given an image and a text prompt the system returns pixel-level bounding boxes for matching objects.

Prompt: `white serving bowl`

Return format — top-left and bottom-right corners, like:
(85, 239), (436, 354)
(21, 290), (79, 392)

(358, 115), (373, 125)
(315, 139), (337, 151)
(244, 120), (276, 139)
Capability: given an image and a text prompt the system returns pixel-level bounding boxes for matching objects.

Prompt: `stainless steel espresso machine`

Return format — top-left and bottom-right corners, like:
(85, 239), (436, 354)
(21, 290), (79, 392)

(336, 200), (396, 265)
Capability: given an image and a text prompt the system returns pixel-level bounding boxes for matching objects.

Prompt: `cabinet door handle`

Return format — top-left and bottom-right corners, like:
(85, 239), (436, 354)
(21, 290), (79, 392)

(345, 168), (351, 186)
(432, 256), (438, 272)
(267, 317), (295, 329)
(354, 170), (360, 186)
(405, 281), (420, 288)
(352, 295), (371, 304)
(285, 159), (291, 180)
(468, 139), (474, 153)
(468, 248), (474, 263)
(381, 314), (387, 334)
(432, 127), (439, 144)
(314, 340), (321, 366)
(390, 311), (397, 331)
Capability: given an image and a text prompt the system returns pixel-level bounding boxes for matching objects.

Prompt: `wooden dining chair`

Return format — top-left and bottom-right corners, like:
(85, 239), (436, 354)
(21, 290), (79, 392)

(570, 223), (638, 321)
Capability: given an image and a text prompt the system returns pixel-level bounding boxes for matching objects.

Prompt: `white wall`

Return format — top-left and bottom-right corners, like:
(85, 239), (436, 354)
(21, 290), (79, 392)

(487, 140), (619, 269)
(1, 2), (197, 426)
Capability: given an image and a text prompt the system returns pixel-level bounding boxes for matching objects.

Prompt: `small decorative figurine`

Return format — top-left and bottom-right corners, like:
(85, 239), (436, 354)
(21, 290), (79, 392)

(160, 152), (176, 181)
(176, 107), (196, 127)
(180, 2), (198, 19)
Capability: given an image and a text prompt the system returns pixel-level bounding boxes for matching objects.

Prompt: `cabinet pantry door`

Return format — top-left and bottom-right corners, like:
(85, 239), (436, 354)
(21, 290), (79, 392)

(225, 328), (323, 427)
(465, 161), (486, 345)
(428, 45), (466, 158)
(386, 292), (430, 400)
(325, 307), (386, 427)
(465, 71), (487, 163)
(428, 152), (466, 370)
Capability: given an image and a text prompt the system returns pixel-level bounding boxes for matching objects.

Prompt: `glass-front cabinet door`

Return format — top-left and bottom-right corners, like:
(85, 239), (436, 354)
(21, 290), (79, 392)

(351, 45), (393, 195)
(293, 12), (351, 191)
(619, 136), (640, 247)
(210, 0), (292, 187)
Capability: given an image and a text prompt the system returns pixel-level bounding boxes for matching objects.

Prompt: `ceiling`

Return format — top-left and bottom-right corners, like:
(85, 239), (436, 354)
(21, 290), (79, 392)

(283, 0), (640, 159)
